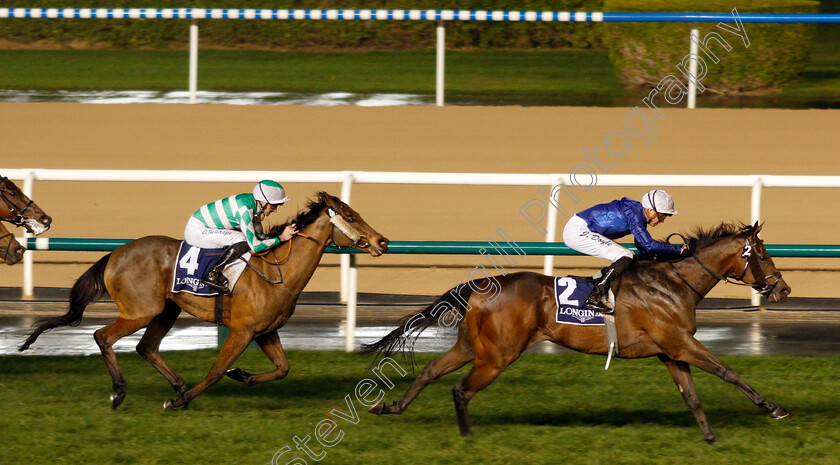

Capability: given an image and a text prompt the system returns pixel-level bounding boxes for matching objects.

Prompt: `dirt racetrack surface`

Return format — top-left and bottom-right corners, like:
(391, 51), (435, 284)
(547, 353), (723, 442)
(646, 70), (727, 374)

(0, 103), (837, 299)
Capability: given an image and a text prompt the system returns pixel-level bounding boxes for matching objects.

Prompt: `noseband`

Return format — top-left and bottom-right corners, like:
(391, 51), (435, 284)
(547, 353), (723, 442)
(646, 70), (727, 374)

(0, 176), (34, 227)
(326, 207), (366, 250)
(688, 236), (782, 297)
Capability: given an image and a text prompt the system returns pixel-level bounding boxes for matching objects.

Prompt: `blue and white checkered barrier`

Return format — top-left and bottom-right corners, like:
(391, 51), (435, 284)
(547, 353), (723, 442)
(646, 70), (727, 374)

(1, 9), (839, 23)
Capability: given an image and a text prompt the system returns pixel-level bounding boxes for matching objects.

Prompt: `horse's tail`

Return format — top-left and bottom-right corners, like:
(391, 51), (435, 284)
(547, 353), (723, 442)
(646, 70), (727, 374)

(19, 253), (112, 351)
(362, 282), (475, 362)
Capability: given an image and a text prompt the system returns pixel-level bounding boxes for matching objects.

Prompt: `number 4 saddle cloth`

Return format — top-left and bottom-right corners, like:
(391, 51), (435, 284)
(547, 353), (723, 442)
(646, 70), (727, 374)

(171, 242), (251, 296)
(553, 276), (615, 326)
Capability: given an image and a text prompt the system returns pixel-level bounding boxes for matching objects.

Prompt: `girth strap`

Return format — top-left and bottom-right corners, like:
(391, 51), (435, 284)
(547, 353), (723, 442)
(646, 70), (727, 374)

(214, 293), (225, 325)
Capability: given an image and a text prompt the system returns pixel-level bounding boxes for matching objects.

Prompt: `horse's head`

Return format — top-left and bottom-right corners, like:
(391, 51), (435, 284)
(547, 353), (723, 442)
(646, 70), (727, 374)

(722, 222), (791, 303)
(0, 177), (51, 235)
(0, 222), (25, 265)
(321, 192), (389, 257)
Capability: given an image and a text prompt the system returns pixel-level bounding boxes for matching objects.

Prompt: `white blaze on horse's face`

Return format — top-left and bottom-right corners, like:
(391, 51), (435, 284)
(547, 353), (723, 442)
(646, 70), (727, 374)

(23, 218), (49, 236)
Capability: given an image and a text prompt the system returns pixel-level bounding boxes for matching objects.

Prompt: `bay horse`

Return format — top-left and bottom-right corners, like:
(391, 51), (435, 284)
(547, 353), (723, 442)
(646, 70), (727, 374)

(365, 222), (790, 443)
(0, 175), (52, 236)
(20, 192), (388, 410)
(0, 175), (52, 264)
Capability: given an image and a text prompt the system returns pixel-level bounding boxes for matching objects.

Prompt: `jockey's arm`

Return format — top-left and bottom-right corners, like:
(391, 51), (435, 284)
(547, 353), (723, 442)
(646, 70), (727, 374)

(240, 213), (280, 254)
(622, 202), (682, 255)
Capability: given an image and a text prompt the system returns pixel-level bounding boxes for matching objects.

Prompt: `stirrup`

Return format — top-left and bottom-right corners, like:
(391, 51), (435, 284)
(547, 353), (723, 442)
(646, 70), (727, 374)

(202, 271), (230, 293)
(584, 295), (613, 314)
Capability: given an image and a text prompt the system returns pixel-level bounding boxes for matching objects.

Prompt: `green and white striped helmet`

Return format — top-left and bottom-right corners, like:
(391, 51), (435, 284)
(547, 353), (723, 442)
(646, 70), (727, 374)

(253, 180), (290, 205)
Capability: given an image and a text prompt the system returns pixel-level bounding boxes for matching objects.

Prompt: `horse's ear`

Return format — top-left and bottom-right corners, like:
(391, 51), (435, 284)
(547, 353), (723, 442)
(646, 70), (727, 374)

(752, 221), (763, 237)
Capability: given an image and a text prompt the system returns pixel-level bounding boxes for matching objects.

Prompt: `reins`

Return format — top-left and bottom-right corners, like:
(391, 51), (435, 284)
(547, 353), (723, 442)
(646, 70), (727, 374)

(244, 204), (364, 286)
(666, 232), (781, 298)
(253, 232), (319, 265)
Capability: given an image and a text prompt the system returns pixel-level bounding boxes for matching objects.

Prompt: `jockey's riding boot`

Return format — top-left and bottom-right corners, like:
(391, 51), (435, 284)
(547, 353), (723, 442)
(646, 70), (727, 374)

(584, 256), (633, 313)
(202, 242), (250, 293)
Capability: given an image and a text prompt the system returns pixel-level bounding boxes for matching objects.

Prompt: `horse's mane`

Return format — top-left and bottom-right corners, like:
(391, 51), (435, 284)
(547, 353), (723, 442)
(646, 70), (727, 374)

(267, 191), (336, 237)
(683, 222), (754, 252)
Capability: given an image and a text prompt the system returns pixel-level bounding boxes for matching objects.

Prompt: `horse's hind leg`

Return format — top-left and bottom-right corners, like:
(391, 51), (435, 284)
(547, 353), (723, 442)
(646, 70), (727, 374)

(225, 331), (290, 386)
(136, 301), (187, 400)
(164, 328), (253, 410)
(94, 315), (154, 409)
(658, 354), (717, 443)
(452, 335), (523, 438)
(667, 335), (788, 419)
(370, 332), (474, 416)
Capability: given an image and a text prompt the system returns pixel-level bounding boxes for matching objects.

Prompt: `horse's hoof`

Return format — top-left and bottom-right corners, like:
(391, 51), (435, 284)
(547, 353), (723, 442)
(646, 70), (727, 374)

(770, 406), (789, 420)
(110, 392), (125, 410)
(164, 397), (187, 410)
(705, 435), (717, 444)
(225, 368), (252, 384)
(369, 403), (385, 415)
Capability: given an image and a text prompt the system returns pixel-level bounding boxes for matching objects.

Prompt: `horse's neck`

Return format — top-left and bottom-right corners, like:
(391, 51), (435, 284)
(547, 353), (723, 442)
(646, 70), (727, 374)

(279, 214), (332, 295)
(672, 239), (739, 298)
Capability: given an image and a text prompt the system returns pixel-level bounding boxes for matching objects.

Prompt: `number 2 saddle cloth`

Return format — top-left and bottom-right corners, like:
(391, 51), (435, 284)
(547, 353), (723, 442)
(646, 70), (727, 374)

(553, 276), (615, 326)
(171, 242), (251, 296)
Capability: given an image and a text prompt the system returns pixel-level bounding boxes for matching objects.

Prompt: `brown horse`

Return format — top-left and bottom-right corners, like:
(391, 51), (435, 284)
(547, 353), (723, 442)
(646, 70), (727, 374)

(20, 192), (388, 410)
(0, 221), (26, 265)
(0, 175), (52, 236)
(0, 175), (52, 264)
(365, 222), (790, 443)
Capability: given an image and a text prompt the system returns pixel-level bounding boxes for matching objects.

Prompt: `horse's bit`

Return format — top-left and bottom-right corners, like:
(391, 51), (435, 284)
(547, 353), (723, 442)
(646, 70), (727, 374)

(0, 176), (34, 227)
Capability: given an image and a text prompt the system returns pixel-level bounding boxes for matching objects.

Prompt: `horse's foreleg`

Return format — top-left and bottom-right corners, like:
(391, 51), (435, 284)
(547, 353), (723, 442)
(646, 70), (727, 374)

(370, 336), (474, 416)
(226, 331), (289, 386)
(658, 354), (716, 443)
(136, 302), (187, 400)
(668, 335), (788, 419)
(164, 328), (253, 410)
(94, 316), (154, 410)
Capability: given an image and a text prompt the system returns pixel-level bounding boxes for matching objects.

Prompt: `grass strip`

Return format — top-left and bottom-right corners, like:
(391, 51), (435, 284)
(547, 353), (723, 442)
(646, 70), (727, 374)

(1, 350), (838, 464)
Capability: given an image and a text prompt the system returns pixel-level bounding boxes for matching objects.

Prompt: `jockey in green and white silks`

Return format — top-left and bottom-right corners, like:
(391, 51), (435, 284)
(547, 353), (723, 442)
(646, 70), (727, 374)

(184, 180), (298, 293)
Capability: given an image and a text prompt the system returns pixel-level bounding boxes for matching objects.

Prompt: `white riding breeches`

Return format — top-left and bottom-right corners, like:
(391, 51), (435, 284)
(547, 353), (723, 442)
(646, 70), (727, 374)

(563, 215), (634, 262)
(184, 216), (246, 249)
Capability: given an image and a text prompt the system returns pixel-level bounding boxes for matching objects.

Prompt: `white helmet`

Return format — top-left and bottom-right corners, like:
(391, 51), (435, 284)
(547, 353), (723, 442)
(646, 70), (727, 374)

(253, 180), (290, 205)
(641, 189), (678, 215)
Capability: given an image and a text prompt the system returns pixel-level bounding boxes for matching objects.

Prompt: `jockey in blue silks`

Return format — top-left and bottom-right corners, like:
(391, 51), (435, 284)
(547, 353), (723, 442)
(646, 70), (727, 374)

(562, 189), (688, 312)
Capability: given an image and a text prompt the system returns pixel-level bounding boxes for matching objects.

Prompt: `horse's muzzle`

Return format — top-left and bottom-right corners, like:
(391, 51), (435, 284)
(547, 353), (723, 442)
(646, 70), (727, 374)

(369, 237), (389, 256)
(765, 278), (791, 303)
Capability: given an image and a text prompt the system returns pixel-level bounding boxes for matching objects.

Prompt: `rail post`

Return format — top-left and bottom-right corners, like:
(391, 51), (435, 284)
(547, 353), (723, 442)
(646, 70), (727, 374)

(751, 177), (763, 306)
(436, 20), (445, 106)
(340, 173), (354, 302)
(543, 176), (564, 275)
(22, 171), (35, 298)
(344, 254), (358, 352)
(189, 20), (198, 104)
(687, 28), (699, 109)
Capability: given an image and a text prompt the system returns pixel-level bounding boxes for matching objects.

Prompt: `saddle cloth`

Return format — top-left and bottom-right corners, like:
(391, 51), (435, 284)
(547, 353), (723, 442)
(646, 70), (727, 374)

(171, 242), (250, 296)
(553, 276), (614, 326)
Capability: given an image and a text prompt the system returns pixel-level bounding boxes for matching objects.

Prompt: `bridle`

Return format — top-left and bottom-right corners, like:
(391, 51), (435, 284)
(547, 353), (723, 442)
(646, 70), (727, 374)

(0, 176), (34, 227)
(0, 229), (19, 263)
(669, 233), (782, 298)
(325, 206), (366, 251)
(252, 202), (365, 269)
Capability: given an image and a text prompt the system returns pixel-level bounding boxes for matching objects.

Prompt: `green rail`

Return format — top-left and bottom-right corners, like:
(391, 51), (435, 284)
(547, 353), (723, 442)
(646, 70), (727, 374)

(20, 238), (840, 257)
